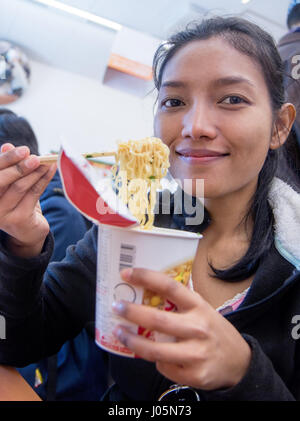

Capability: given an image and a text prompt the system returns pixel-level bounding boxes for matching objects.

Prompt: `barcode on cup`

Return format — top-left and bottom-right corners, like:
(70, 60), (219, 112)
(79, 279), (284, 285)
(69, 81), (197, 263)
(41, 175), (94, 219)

(119, 243), (136, 272)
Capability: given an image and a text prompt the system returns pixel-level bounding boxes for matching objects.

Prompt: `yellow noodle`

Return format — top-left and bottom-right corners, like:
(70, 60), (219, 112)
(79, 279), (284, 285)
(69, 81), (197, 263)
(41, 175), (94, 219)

(111, 137), (170, 229)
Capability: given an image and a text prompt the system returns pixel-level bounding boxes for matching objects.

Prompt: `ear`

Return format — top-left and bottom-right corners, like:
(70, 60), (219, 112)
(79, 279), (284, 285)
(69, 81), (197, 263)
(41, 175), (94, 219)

(270, 103), (296, 150)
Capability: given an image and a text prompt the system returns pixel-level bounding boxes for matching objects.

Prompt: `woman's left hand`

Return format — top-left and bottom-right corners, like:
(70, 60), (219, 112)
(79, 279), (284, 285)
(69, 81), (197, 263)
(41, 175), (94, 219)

(112, 267), (252, 391)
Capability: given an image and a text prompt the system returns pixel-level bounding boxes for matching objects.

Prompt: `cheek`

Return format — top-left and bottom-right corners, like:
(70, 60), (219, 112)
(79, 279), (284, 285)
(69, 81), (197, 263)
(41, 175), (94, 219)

(221, 105), (272, 166)
(153, 113), (162, 138)
(154, 113), (178, 148)
(153, 114), (183, 180)
(232, 124), (271, 173)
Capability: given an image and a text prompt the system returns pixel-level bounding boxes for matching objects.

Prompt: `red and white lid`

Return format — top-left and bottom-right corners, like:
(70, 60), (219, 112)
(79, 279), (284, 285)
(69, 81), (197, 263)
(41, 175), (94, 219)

(57, 142), (138, 228)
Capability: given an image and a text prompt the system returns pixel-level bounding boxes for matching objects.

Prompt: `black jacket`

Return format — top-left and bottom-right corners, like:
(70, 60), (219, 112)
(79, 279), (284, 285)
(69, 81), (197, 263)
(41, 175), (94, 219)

(0, 177), (300, 401)
(39, 170), (92, 262)
(16, 171), (108, 401)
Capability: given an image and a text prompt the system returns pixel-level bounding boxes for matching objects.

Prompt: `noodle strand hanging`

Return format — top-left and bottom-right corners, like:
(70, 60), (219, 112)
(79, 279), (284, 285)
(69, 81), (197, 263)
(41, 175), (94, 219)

(111, 137), (170, 229)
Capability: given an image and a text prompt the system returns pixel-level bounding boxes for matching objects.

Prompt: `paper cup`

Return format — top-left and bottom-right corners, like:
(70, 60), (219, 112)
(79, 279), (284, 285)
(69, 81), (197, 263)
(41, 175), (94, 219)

(95, 224), (201, 358)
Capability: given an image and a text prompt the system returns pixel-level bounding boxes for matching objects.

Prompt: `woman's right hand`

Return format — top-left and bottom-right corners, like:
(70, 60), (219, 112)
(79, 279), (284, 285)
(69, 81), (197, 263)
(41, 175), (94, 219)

(0, 143), (57, 258)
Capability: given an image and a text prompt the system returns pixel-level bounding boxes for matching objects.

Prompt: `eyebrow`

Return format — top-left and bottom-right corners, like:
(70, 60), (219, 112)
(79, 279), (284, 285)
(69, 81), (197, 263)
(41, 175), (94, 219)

(161, 76), (255, 89)
(161, 80), (186, 89)
(213, 76), (255, 88)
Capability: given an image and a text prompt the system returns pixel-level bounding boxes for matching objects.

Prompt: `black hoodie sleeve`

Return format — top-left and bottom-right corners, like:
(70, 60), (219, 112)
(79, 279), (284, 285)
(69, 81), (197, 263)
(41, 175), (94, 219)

(200, 334), (296, 401)
(0, 225), (98, 367)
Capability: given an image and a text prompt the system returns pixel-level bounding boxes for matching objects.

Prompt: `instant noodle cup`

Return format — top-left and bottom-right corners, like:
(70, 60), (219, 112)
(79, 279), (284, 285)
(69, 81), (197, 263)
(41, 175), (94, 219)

(56, 142), (202, 357)
(95, 224), (202, 358)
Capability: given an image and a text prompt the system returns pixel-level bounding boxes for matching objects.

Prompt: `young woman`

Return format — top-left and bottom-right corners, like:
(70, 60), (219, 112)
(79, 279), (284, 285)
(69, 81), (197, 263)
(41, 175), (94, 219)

(0, 17), (299, 401)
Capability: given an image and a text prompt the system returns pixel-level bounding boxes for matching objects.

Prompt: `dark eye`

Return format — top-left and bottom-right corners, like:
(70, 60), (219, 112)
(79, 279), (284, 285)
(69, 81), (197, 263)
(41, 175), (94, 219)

(222, 96), (246, 105)
(162, 98), (184, 108)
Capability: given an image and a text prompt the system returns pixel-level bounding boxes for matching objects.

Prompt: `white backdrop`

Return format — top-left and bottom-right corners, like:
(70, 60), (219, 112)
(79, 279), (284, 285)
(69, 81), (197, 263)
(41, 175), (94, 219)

(3, 59), (157, 158)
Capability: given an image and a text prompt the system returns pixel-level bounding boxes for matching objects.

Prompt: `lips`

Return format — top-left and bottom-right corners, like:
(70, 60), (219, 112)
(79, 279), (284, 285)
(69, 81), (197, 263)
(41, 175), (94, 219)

(176, 148), (229, 158)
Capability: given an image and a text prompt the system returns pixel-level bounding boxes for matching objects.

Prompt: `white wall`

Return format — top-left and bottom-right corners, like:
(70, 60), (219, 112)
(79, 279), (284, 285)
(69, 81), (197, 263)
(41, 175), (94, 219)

(2, 59), (157, 158)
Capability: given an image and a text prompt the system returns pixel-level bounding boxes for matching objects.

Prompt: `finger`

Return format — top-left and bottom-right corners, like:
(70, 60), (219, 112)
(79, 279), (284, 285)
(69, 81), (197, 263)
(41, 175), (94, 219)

(16, 164), (57, 214)
(121, 267), (202, 311)
(113, 325), (194, 365)
(112, 300), (208, 340)
(0, 155), (41, 196)
(0, 143), (15, 153)
(0, 145), (30, 170)
(0, 164), (53, 215)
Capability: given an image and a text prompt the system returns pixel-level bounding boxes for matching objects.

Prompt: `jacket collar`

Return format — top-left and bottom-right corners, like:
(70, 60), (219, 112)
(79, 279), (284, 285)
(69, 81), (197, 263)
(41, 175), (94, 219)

(229, 177), (300, 311)
(155, 177), (300, 270)
(268, 177), (300, 269)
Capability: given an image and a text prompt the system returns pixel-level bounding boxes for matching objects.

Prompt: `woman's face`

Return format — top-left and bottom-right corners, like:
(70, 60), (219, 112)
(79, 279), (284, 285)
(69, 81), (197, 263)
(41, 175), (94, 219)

(154, 37), (276, 199)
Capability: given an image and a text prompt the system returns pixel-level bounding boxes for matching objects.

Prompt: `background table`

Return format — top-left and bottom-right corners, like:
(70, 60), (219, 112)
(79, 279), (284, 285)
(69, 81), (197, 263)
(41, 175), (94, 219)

(0, 365), (41, 401)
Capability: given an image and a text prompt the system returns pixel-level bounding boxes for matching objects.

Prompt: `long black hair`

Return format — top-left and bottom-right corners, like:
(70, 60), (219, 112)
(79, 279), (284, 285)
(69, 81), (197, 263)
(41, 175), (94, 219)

(153, 16), (300, 282)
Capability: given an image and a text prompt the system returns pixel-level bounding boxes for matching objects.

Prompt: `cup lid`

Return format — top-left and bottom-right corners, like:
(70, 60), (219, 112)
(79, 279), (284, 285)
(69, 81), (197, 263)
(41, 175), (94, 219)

(58, 142), (139, 228)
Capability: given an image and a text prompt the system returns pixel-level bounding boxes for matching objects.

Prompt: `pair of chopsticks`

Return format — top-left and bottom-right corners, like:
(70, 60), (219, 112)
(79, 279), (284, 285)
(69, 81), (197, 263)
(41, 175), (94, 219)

(39, 151), (116, 165)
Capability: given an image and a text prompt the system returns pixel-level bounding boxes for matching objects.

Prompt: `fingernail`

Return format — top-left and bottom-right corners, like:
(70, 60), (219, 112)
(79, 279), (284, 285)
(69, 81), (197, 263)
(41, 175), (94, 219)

(1, 143), (14, 153)
(16, 146), (28, 158)
(113, 326), (123, 339)
(121, 268), (133, 281)
(112, 300), (126, 315)
(24, 156), (38, 169)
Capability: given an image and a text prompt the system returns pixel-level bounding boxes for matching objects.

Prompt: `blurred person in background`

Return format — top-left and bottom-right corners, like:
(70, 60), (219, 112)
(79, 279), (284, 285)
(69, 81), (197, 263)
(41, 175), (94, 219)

(277, 0), (300, 176)
(0, 109), (108, 401)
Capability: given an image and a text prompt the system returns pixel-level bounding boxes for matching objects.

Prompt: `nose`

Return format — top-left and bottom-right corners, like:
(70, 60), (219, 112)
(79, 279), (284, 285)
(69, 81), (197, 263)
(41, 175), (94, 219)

(181, 103), (217, 141)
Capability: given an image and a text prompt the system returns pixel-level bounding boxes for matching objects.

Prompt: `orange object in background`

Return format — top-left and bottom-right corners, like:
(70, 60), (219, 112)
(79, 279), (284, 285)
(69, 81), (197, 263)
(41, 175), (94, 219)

(0, 366), (41, 401)
(108, 53), (153, 80)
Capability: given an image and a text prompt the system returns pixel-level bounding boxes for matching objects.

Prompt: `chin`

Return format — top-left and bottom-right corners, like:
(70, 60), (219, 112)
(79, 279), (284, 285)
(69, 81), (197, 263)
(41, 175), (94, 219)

(170, 175), (205, 198)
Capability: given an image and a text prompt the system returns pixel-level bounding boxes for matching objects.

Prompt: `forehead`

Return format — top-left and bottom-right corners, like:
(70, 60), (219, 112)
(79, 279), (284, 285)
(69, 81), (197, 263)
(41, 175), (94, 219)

(161, 37), (267, 90)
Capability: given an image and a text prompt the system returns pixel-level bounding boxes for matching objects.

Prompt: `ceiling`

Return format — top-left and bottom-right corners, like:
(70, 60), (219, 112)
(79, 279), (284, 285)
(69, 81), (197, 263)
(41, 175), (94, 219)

(0, 0), (293, 81)
(51, 0), (292, 40)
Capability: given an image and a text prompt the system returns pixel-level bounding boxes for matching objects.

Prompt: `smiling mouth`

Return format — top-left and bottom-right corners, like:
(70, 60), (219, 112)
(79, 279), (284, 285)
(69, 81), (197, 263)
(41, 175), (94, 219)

(176, 149), (230, 163)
